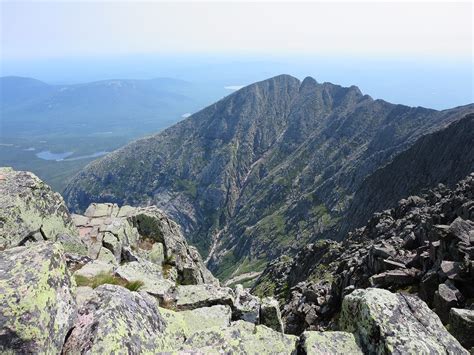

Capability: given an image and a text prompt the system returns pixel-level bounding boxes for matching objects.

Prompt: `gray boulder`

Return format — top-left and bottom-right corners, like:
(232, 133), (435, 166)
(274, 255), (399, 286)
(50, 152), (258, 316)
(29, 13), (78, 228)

(340, 288), (468, 354)
(173, 284), (235, 311)
(449, 308), (474, 350)
(433, 281), (463, 323)
(260, 297), (284, 333)
(299, 331), (363, 354)
(0, 242), (77, 353)
(233, 284), (261, 323)
(179, 320), (298, 354)
(0, 167), (86, 254)
(114, 259), (174, 299)
(63, 284), (165, 354)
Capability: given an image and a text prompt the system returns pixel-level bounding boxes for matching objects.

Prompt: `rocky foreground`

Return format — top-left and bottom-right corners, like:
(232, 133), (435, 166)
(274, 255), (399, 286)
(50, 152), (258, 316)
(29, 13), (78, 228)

(0, 167), (472, 354)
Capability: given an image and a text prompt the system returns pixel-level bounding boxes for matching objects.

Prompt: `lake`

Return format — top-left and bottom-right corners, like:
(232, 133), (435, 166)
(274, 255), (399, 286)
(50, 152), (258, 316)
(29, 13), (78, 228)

(36, 150), (108, 161)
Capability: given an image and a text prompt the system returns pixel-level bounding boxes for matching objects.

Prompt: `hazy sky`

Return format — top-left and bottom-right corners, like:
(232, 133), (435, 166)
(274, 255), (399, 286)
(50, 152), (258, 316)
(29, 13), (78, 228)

(1, 1), (472, 60)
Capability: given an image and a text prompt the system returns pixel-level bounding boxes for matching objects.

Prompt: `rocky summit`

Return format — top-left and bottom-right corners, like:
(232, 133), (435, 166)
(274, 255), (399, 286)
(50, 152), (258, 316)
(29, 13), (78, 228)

(1, 168), (471, 353)
(64, 74), (474, 282)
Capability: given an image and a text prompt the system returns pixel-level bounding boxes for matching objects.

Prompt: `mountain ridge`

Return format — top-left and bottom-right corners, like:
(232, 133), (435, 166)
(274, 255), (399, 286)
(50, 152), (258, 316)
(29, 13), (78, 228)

(64, 74), (474, 280)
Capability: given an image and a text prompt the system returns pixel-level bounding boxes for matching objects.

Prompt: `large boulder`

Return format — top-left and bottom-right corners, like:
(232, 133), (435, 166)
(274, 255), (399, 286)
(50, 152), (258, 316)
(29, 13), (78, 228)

(172, 284), (235, 311)
(299, 331), (363, 354)
(0, 242), (77, 353)
(179, 320), (298, 354)
(233, 284), (261, 323)
(63, 284), (165, 354)
(114, 259), (174, 299)
(0, 167), (86, 254)
(449, 308), (474, 350)
(340, 288), (468, 354)
(158, 305), (232, 350)
(260, 297), (284, 333)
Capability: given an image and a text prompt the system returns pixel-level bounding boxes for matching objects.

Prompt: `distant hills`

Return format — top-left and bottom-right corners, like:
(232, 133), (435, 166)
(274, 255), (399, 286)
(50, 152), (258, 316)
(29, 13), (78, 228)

(0, 76), (226, 191)
(0, 76), (204, 137)
(64, 74), (474, 281)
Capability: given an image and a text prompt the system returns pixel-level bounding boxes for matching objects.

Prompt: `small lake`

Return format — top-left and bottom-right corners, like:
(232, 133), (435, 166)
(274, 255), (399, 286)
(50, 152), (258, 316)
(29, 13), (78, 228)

(36, 150), (108, 161)
(36, 151), (73, 161)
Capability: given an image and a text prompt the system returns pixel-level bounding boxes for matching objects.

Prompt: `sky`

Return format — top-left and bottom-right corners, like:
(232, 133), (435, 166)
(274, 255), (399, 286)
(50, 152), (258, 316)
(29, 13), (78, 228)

(1, 1), (472, 60)
(0, 1), (472, 109)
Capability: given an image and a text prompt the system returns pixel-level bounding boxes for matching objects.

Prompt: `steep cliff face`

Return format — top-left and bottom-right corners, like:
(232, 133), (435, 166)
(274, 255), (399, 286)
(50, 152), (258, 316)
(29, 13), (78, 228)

(339, 113), (474, 238)
(64, 74), (474, 280)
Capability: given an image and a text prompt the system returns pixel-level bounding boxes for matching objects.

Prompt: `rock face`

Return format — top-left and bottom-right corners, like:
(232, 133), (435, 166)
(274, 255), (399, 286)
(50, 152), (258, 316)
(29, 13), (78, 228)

(254, 173), (474, 337)
(64, 74), (474, 280)
(340, 288), (467, 354)
(0, 167), (86, 254)
(0, 242), (76, 354)
(72, 202), (218, 286)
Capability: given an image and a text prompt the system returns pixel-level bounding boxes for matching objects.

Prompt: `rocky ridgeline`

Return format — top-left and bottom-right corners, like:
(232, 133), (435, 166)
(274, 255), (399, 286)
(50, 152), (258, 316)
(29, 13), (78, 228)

(254, 173), (474, 351)
(0, 167), (470, 354)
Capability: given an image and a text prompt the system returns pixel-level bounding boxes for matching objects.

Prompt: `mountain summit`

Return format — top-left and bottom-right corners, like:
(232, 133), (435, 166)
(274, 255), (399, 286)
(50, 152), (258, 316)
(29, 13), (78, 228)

(64, 74), (473, 280)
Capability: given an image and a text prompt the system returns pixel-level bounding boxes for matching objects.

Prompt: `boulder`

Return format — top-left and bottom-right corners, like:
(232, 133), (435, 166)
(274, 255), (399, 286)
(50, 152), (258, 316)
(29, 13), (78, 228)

(299, 331), (363, 354)
(114, 259), (173, 299)
(340, 288), (467, 354)
(158, 305), (232, 350)
(63, 284), (165, 353)
(0, 167), (86, 254)
(233, 284), (261, 323)
(449, 308), (474, 349)
(75, 286), (94, 306)
(173, 284), (235, 311)
(74, 260), (115, 279)
(260, 297), (284, 333)
(179, 320), (298, 354)
(0, 242), (77, 353)
(433, 281), (463, 323)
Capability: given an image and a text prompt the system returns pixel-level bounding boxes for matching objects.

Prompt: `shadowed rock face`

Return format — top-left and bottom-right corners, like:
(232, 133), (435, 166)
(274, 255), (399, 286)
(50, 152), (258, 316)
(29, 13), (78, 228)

(340, 113), (474, 237)
(63, 74), (474, 280)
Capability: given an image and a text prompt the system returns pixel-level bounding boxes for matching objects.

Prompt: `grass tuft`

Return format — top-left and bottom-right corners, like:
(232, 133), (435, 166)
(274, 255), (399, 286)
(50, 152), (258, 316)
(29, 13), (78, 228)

(74, 272), (144, 292)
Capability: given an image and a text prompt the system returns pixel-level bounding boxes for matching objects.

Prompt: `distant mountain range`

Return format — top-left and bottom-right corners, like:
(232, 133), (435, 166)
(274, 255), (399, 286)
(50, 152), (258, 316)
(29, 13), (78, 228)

(0, 76), (209, 137)
(64, 74), (474, 281)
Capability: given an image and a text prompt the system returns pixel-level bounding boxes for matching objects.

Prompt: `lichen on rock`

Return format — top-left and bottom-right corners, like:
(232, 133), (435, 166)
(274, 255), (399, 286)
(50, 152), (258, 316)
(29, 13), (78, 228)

(0, 242), (77, 353)
(0, 167), (86, 254)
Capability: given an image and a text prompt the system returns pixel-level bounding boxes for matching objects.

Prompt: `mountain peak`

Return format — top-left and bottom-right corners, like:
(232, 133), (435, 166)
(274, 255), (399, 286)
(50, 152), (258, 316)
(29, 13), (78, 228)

(300, 76), (318, 89)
